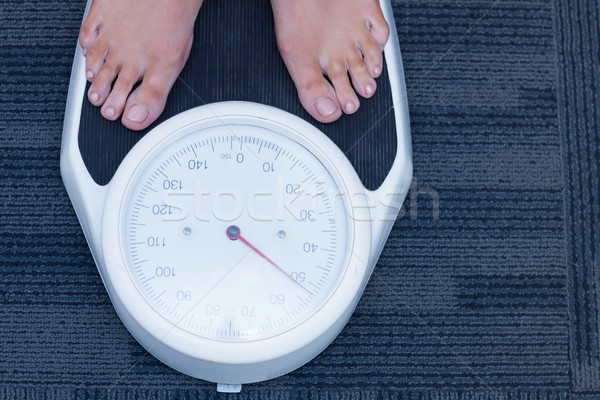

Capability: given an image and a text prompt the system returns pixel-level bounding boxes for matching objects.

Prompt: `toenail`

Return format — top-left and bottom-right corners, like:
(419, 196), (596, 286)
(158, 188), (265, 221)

(365, 84), (374, 96)
(90, 92), (99, 103)
(86, 70), (95, 80)
(126, 104), (150, 123)
(345, 102), (355, 113)
(105, 106), (116, 118)
(374, 66), (382, 76)
(82, 48), (87, 56)
(315, 98), (337, 118)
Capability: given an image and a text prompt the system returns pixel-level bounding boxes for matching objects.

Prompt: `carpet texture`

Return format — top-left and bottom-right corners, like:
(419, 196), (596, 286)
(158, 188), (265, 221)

(1, 0), (599, 398)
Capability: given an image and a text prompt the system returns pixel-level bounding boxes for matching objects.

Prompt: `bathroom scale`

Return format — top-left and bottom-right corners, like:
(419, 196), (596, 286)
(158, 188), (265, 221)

(61, 0), (412, 392)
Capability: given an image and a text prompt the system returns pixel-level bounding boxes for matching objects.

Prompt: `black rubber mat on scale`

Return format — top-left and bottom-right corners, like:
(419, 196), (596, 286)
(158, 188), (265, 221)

(77, 0), (397, 189)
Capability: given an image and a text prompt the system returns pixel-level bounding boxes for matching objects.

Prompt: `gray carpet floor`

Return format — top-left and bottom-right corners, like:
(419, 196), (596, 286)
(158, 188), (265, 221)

(1, 0), (599, 398)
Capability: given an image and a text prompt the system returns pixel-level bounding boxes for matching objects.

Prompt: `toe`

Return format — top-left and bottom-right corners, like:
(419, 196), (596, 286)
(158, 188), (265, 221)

(327, 61), (360, 115)
(367, 7), (390, 47)
(87, 59), (119, 106)
(285, 58), (342, 123)
(85, 36), (110, 81)
(121, 66), (177, 130)
(101, 66), (141, 121)
(360, 34), (384, 78)
(79, 6), (102, 54)
(347, 51), (377, 99)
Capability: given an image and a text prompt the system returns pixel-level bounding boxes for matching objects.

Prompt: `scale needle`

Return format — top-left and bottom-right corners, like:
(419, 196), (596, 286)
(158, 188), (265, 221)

(226, 225), (312, 295)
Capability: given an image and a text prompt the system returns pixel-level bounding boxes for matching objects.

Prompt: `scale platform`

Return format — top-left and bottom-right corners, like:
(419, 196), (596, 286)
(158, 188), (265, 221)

(72, 0), (407, 190)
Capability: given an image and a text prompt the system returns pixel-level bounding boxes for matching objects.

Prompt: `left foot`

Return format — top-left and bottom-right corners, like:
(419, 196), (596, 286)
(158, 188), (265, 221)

(271, 0), (390, 123)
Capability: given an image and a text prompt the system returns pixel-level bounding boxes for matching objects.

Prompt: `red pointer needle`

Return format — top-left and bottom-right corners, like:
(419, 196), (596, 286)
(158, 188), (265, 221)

(226, 225), (312, 295)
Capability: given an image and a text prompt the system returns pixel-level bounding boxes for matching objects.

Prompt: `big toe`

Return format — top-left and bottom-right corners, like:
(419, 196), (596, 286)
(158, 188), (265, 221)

(289, 60), (342, 123)
(313, 97), (340, 121)
(300, 81), (343, 123)
(121, 79), (172, 131)
(124, 103), (152, 127)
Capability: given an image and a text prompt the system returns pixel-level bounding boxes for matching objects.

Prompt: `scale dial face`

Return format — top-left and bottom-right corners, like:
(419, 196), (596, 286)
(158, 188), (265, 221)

(119, 123), (352, 342)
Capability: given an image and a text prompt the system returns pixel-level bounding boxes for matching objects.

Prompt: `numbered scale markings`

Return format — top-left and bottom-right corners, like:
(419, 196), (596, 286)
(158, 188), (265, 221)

(122, 125), (350, 341)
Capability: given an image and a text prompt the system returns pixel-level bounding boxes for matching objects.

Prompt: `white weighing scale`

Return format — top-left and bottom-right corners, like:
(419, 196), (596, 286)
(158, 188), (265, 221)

(61, 0), (412, 392)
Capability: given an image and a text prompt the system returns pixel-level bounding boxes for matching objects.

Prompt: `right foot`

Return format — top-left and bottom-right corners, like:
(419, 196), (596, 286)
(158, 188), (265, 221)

(271, 0), (390, 123)
(79, 0), (204, 130)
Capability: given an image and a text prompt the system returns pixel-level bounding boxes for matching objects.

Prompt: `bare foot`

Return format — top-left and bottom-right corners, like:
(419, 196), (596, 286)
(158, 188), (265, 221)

(270, 0), (389, 123)
(79, 0), (204, 130)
